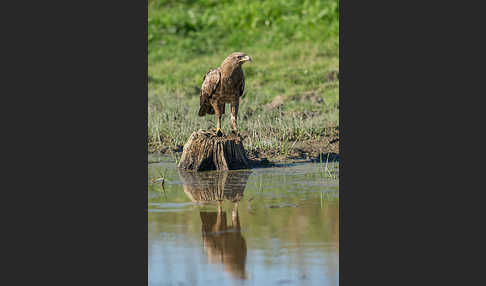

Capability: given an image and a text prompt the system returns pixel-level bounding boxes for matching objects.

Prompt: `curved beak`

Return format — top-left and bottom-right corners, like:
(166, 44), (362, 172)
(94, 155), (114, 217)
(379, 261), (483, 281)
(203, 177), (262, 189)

(241, 55), (252, 63)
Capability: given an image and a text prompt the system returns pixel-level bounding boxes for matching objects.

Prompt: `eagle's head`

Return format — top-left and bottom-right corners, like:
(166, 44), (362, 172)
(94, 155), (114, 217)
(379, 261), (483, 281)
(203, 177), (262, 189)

(223, 52), (252, 67)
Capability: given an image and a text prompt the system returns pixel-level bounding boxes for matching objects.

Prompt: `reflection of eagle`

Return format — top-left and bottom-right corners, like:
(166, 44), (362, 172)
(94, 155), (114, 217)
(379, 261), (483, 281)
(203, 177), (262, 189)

(198, 52), (252, 136)
(178, 169), (251, 280)
(200, 210), (247, 280)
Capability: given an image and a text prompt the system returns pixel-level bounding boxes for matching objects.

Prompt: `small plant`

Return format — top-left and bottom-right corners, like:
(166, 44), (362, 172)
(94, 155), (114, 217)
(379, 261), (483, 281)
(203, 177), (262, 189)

(318, 152), (337, 179)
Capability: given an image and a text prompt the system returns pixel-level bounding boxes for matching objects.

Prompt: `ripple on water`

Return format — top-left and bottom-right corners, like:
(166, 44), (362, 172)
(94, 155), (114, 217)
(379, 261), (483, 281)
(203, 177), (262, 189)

(148, 202), (196, 213)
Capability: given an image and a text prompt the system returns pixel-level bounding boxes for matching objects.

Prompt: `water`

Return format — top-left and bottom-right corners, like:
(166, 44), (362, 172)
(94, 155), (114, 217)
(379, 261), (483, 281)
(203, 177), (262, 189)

(148, 156), (339, 286)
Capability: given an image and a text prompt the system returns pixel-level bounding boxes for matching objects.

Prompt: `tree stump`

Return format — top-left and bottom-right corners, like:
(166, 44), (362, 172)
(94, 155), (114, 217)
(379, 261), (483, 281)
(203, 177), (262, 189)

(177, 130), (250, 171)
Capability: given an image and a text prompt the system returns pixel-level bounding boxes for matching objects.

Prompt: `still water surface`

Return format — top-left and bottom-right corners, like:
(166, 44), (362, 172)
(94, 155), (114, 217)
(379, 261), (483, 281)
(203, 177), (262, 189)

(148, 156), (339, 286)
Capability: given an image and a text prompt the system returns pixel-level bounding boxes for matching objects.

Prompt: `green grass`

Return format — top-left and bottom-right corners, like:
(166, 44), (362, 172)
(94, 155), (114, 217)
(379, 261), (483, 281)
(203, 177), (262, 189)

(148, 0), (339, 158)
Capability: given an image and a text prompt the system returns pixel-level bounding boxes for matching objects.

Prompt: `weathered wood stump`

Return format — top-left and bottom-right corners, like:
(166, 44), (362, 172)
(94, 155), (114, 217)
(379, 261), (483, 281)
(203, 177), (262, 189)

(177, 129), (250, 171)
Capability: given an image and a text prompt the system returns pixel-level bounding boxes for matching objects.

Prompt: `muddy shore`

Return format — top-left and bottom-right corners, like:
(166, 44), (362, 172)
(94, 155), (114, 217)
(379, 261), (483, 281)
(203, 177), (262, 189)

(149, 127), (339, 166)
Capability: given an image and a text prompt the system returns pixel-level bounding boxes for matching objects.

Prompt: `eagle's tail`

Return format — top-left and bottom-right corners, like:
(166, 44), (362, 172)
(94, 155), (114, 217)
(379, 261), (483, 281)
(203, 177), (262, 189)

(198, 101), (214, 116)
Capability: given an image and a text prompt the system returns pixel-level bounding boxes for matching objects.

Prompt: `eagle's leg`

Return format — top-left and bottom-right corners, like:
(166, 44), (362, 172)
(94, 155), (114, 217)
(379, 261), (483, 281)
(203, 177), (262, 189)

(212, 102), (223, 137)
(216, 114), (223, 137)
(231, 102), (239, 134)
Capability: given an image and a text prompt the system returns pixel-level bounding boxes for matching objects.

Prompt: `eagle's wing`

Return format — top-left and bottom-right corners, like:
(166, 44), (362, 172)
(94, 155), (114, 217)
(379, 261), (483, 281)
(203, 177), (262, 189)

(198, 69), (221, 116)
(239, 72), (245, 97)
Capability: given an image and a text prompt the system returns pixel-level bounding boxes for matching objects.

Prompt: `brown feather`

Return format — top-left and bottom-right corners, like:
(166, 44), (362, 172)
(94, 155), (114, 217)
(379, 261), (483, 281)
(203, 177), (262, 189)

(199, 69), (221, 116)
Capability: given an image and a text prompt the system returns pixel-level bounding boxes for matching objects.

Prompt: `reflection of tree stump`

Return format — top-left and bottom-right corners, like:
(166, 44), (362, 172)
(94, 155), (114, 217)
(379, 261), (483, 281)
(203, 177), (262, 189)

(178, 130), (250, 171)
(178, 169), (251, 203)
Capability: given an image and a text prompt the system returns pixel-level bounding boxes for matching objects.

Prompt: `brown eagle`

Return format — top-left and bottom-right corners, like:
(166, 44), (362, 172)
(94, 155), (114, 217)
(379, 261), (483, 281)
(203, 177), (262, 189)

(198, 52), (252, 136)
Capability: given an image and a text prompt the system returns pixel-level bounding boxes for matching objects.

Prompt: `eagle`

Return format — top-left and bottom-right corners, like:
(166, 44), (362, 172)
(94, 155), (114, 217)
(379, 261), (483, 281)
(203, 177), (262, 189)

(198, 52), (252, 136)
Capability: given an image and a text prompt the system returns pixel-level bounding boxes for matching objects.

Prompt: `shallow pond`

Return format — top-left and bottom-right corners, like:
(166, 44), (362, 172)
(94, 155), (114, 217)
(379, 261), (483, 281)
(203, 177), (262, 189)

(148, 156), (339, 286)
